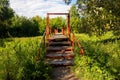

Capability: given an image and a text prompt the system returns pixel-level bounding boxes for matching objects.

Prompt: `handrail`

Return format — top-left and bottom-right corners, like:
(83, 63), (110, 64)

(70, 28), (85, 55)
(36, 28), (46, 62)
(40, 29), (46, 46)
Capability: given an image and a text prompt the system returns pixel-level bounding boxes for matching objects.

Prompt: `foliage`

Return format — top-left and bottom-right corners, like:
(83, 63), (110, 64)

(9, 15), (40, 37)
(73, 33), (120, 80)
(32, 16), (46, 35)
(0, 37), (51, 80)
(68, 0), (120, 36)
(50, 17), (66, 32)
(8, 16), (66, 37)
(70, 5), (81, 33)
(0, 0), (14, 37)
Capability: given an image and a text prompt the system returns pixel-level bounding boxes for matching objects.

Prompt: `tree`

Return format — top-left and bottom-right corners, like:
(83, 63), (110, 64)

(9, 15), (40, 37)
(65, 0), (120, 36)
(32, 16), (46, 35)
(0, 0), (14, 37)
(69, 5), (81, 33)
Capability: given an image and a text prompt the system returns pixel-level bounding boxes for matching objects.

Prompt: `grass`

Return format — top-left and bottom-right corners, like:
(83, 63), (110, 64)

(0, 50), (4, 80)
(73, 32), (120, 80)
(0, 32), (120, 80)
(0, 36), (51, 80)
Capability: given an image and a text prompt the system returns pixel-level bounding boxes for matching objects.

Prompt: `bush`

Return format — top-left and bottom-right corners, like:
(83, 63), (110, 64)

(73, 33), (120, 80)
(0, 37), (51, 80)
(9, 16), (40, 37)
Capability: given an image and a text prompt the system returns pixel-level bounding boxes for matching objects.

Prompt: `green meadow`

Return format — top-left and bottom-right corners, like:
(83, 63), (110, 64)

(0, 32), (120, 80)
(73, 32), (120, 80)
(0, 37), (51, 80)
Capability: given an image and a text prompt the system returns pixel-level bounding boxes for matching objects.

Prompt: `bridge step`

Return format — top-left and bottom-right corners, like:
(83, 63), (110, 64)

(46, 51), (74, 54)
(48, 34), (69, 42)
(46, 46), (73, 51)
(46, 52), (74, 59)
(46, 59), (74, 66)
(45, 34), (74, 66)
(47, 42), (71, 46)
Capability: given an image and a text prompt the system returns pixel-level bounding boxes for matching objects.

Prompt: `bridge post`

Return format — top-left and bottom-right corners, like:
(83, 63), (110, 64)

(72, 33), (75, 50)
(67, 13), (70, 38)
(46, 13), (50, 40)
(62, 28), (65, 35)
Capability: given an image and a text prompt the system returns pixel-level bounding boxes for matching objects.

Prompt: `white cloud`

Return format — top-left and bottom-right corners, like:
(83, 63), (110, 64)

(10, 0), (72, 18)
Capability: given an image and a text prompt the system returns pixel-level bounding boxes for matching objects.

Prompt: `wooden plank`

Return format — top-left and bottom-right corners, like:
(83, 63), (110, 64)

(49, 34), (68, 39)
(46, 51), (74, 54)
(47, 42), (71, 46)
(46, 53), (74, 59)
(50, 59), (74, 66)
(46, 46), (73, 51)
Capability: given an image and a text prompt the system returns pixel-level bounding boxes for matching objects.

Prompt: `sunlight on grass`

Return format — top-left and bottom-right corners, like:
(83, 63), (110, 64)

(73, 32), (120, 80)
(0, 36), (51, 80)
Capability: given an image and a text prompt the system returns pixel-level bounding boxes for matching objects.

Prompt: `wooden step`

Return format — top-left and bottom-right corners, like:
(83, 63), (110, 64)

(46, 51), (74, 54)
(45, 33), (74, 66)
(46, 52), (74, 59)
(46, 46), (73, 51)
(47, 42), (71, 46)
(46, 58), (64, 62)
(49, 59), (74, 66)
(48, 38), (69, 42)
(52, 34), (68, 39)
(48, 34), (69, 42)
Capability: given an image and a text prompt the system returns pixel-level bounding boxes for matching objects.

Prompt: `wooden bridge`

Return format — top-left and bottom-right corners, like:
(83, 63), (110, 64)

(36, 13), (85, 80)
(45, 13), (84, 66)
(38, 13), (84, 66)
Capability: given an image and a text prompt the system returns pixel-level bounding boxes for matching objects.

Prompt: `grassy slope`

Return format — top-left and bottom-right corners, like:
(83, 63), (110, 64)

(73, 32), (120, 80)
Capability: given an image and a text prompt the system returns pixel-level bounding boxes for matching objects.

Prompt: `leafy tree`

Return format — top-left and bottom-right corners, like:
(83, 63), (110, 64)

(9, 15), (40, 37)
(70, 5), (82, 33)
(65, 0), (120, 36)
(0, 0), (14, 37)
(32, 16), (46, 35)
(76, 0), (120, 36)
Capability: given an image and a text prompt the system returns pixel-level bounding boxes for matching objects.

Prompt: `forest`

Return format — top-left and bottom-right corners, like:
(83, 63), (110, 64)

(0, 0), (120, 80)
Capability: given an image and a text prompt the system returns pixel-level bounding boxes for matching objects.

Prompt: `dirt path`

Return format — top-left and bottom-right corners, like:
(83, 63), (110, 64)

(51, 66), (80, 80)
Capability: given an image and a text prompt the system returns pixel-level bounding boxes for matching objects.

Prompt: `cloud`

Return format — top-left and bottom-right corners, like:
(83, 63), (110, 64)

(10, 0), (72, 18)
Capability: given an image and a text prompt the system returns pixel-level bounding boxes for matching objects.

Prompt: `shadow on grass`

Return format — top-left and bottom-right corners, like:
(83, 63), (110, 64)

(0, 38), (13, 47)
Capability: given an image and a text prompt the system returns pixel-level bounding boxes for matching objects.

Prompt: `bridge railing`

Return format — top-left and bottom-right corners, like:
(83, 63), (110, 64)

(36, 28), (46, 62)
(70, 29), (85, 55)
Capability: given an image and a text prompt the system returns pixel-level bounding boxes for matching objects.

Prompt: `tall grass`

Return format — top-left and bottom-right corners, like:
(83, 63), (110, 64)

(73, 32), (120, 80)
(0, 37), (51, 80)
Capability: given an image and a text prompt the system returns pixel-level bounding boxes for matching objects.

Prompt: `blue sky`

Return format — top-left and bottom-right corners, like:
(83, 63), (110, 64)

(10, 0), (77, 18)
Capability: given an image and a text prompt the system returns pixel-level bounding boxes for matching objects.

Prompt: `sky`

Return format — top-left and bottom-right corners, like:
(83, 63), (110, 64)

(10, 0), (77, 18)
